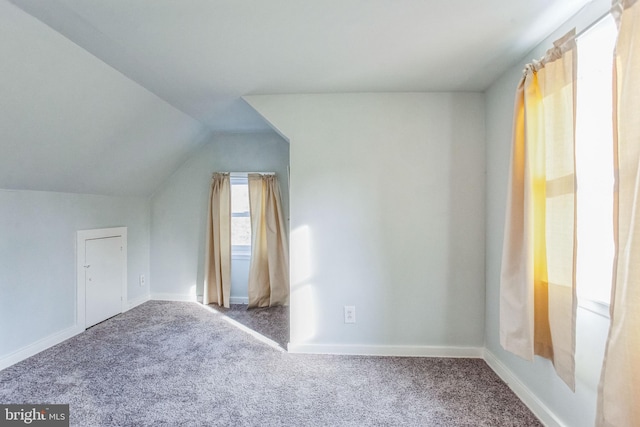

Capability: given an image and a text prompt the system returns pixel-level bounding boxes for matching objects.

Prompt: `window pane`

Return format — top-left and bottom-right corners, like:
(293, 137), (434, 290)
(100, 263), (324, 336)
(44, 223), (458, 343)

(231, 176), (252, 251)
(232, 216), (251, 246)
(575, 15), (617, 304)
(231, 182), (250, 214)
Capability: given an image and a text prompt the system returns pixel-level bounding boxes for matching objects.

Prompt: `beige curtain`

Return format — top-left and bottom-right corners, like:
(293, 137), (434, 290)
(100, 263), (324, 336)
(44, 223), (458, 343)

(203, 173), (232, 308)
(500, 30), (578, 390)
(597, 1), (640, 425)
(247, 174), (289, 308)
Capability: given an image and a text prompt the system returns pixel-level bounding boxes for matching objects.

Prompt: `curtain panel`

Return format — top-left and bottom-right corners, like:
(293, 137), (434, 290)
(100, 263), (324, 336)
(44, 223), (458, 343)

(500, 30), (578, 390)
(204, 173), (232, 308)
(597, 0), (640, 425)
(247, 174), (290, 308)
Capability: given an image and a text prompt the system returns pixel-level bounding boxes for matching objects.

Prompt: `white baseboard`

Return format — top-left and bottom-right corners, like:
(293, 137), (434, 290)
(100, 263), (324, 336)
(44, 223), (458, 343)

(191, 295), (249, 305)
(127, 294), (150, 310)
(287, 343), (484, 358)
(229, 296), (249, 305)
(0, 325), (83, 371)
(150, 293), (198, 302)
(0, 293), (152, 372)
(187, 296), (247, 305)
(483, 349), (565, 427)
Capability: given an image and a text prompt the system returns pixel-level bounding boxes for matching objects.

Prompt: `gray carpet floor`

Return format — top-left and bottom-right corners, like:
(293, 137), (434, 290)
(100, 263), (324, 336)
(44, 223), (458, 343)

(0, 301), (542, 426)
(212, 303), (289, 350)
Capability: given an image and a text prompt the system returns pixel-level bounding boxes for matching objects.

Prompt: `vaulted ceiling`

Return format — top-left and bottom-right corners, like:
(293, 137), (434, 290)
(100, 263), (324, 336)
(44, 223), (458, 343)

(1, 0), (591, 196)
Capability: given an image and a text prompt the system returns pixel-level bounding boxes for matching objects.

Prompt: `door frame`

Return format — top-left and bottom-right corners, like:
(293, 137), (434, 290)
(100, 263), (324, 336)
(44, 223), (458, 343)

(76, 227), (127, 329)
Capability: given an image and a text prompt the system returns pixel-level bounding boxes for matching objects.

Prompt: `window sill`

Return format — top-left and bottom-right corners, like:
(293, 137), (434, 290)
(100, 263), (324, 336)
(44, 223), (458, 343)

(578, 298), (610, 318)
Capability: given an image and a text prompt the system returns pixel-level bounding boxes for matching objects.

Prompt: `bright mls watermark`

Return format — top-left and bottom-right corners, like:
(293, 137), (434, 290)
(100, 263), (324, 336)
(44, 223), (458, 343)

(0, 405), (68, 426)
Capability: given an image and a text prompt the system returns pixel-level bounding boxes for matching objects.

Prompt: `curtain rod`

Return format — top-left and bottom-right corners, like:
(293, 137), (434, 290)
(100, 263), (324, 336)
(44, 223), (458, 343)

(574, 9), (612, 40)
(229, 172), (276, 176)
(533, 8), (612, 68)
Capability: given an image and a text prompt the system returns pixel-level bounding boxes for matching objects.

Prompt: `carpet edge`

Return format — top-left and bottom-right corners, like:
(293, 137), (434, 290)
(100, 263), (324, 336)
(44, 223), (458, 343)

(483, 349), (566, 427)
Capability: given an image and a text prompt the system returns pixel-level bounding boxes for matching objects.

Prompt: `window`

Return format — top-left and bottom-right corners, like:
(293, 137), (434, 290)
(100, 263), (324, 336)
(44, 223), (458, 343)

(231, 175), (251, 259)
(575, 15), (618, 308)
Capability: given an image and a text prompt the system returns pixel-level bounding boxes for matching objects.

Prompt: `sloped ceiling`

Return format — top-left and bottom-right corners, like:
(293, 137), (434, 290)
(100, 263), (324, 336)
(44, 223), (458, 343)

(1, 0), (592, 196)
(0, 1), (208, 197)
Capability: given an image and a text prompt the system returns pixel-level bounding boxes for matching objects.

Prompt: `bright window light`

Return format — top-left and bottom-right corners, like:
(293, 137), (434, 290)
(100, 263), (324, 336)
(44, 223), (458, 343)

(575, 15), (617, 305)
(231, 175), (251, 257)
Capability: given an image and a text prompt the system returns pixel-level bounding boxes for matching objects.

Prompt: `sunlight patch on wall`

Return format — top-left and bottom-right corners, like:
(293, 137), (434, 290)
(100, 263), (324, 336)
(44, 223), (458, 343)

(290, 225), (317, 343)
(291, 225), (313, 284)
(290, 284), (317, 344)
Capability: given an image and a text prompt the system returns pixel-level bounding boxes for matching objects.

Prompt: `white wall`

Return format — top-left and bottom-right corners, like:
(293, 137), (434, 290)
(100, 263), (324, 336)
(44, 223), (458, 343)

(0, 189), (150, 360)
(150, 132), (290, 301)
(246, 93), (485, 351)
(483, 1), (611, 425)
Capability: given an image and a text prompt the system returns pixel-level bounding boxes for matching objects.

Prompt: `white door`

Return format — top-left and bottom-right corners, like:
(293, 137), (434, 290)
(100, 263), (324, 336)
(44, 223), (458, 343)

(85, 236), (124, 327)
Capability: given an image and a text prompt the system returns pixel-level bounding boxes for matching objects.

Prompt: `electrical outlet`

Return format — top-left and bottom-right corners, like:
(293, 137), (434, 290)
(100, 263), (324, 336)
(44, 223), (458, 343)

(344, 305), (356, 324)
(139, 274), (145, 287)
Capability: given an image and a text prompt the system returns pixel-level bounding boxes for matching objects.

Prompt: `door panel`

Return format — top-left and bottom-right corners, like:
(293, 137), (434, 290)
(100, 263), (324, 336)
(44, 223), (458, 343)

(85, 236), (123, 327)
